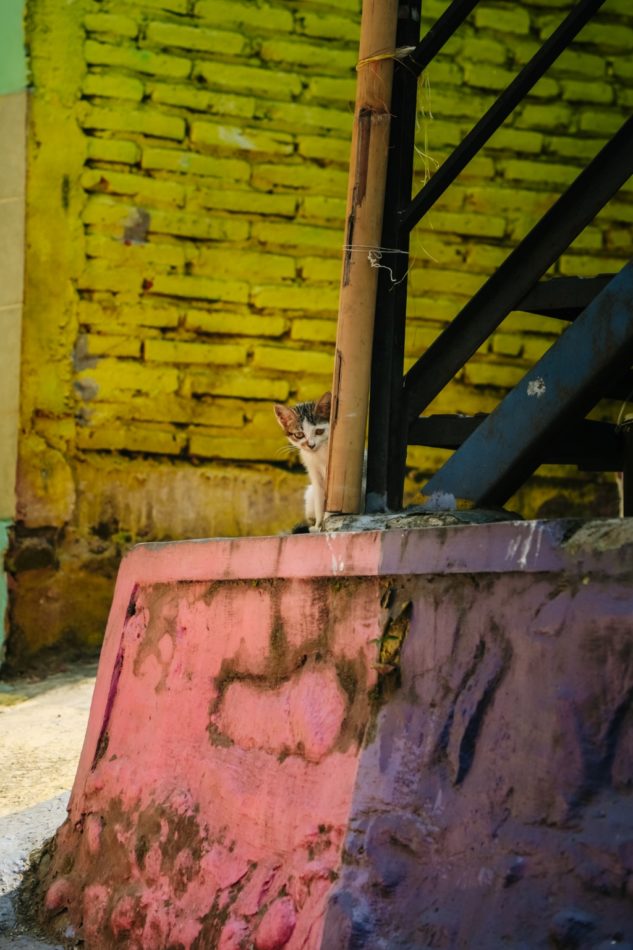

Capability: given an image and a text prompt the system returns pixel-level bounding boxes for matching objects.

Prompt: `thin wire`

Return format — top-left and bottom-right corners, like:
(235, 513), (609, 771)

(342, 65), (440, 286)
(356, 45), (417, 70)
(368, 249), (398, 283)
(342, 244), (409, 255)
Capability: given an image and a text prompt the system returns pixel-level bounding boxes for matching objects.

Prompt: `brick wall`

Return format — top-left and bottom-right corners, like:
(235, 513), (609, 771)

(72, 0), (361, 466)
(11, 0), (633, 663)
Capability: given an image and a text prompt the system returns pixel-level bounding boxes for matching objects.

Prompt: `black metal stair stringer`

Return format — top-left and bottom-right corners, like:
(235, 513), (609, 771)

(404, 115), (633, 427)
(419, 263), (633, 508)
(400, 0), (609, 232)
(364, 0), (633, 513)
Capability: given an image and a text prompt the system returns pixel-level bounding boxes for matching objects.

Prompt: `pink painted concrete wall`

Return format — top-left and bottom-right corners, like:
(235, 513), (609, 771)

(31, 519), (633, 948)
(38, 532), (388, 948)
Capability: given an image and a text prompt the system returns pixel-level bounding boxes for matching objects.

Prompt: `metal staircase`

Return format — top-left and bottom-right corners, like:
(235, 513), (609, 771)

(365, 0), (633, 515)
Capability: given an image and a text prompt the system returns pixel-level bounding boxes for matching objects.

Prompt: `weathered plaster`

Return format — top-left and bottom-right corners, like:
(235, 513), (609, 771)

(28, 520), (633, 947)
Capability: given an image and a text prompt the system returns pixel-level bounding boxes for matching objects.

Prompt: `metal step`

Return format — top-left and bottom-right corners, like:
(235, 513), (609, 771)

(410, 414), (623, 470)
(516, 274), (613, 320)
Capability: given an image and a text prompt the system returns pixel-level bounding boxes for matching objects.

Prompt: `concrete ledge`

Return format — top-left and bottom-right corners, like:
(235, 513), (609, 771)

(28, 519), (633, 948)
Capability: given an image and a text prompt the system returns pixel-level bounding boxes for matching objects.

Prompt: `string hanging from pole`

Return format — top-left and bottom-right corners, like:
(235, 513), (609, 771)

(356, 45), (417, 70)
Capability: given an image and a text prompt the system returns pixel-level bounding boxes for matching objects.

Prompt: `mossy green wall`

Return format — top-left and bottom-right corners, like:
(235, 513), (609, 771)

(11, 0), (633, 664)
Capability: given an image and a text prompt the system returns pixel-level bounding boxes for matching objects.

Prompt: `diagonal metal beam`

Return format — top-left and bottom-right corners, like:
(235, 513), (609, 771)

(419, 263), (633, 507)
(404, 114), (633, 423)
(406, 0), (480, 77)
(400, 0), (608, 233)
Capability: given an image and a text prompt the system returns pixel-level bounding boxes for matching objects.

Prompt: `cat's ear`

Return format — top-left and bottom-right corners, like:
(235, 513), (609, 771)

(315, 391), (332, 421)
(274, 404), (296, 430)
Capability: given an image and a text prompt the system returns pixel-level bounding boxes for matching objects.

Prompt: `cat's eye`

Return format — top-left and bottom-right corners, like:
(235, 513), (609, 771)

(315, 428), (325, 435)
(293, 431), (304, 439)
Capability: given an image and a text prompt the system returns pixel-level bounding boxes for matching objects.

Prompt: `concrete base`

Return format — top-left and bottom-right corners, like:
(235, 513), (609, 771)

(29, 519), (633, 948)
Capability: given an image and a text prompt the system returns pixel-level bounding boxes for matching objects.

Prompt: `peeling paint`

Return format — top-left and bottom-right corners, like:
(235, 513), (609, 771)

(527, 376), (546, 397)
(505, 519), (545, 570)
(325, 533), (346, 574)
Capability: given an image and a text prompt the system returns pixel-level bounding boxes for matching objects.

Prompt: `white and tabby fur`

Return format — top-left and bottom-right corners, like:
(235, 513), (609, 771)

(274, 392), (331, 530)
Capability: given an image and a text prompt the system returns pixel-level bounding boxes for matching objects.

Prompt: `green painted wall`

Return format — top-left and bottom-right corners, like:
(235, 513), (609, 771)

(0, 0), (26, 666)
(0, 0), (26, 93)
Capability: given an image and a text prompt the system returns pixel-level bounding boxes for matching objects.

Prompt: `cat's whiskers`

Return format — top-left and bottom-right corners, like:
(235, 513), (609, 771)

(275, 443), (297, 458)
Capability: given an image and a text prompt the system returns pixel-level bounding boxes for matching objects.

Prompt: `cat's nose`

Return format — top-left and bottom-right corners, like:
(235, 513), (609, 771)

(307, 441), (315, 449)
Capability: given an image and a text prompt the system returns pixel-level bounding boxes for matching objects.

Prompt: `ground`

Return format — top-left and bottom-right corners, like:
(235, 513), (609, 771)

(0, 664), (96, 949)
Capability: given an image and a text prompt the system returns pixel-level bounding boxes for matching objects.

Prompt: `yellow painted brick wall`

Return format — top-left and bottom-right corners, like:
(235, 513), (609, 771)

(11, 0), (633, 662)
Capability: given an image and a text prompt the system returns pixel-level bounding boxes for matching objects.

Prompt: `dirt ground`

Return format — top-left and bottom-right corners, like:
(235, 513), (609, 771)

(0, 664), (97, 948)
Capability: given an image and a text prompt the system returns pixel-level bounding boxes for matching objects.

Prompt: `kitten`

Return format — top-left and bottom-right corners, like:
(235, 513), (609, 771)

(274, 392), (331, 530)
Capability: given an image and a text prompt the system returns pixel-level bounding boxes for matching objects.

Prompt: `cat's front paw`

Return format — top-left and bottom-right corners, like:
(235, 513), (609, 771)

(290, 522), (311, 534)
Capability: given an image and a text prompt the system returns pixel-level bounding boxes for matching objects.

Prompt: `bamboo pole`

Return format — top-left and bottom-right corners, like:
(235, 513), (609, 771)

(325, 0), (400, 517)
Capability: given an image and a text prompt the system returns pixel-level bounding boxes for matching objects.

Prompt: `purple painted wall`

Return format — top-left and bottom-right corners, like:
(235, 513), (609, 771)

(325, 529), (633, 947)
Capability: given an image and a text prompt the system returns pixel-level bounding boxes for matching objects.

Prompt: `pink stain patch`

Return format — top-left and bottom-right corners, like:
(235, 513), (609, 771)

(219, 917), (250, 950)
(44, 877), (73, 913)
(110, 894), (138, 937)
(215, 665), (347, 762)
(84, 814), (102, 855)
(255, 896), (298, 950)
(82, 884), (110, 944)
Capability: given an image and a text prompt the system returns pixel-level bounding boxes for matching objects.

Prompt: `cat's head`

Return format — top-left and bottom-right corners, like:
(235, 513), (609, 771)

(274, 392), (331, 453)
